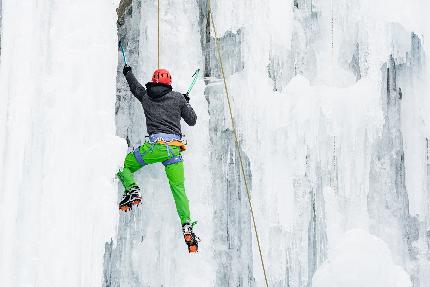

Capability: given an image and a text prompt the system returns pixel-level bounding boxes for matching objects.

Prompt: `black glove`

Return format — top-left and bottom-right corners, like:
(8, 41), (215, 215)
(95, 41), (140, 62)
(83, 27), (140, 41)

(183, 93), (190, 103)
(123, 65), (132, 76)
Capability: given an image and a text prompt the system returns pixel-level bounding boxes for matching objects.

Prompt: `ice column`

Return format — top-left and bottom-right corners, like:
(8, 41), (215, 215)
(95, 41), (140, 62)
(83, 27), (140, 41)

(0, 1), (123, 286)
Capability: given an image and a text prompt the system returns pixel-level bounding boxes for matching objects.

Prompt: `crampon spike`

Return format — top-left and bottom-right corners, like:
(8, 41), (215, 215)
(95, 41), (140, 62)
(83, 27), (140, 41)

(132, 199), (141, 205)
(188, 245), (198, 253)
(119, 204), (131, 212)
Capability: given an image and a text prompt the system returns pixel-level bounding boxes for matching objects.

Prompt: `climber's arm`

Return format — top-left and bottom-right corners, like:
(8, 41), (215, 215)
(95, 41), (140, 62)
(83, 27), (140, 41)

(123, 65), (146, 102)
(180, 94), (197, 126)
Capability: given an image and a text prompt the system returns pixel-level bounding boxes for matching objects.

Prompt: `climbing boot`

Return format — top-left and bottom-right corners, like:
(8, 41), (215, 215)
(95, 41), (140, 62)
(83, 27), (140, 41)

(182, 221), (200, 253)
(119, 186), (142, 212)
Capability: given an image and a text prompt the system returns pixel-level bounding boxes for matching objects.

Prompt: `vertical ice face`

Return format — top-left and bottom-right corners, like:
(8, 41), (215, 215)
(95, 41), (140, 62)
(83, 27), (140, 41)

(104, 2), (145, 286)
(0, 0), (428, 286)
(367, 31), (428, 285)
(105, 1), (215, 286)
(0, 1), (123, 286)
(368, 54), (415, 277)
(0, 0), (2, 57)
(268, 0), (318, 91)
(312, 230), (413, 287)
(106, 1), (429, 286)
(197, 3), (255, 285)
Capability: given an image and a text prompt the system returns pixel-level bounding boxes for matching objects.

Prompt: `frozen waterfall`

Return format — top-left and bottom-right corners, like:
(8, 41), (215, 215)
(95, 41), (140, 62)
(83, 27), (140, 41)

(1, 0), (430, 286)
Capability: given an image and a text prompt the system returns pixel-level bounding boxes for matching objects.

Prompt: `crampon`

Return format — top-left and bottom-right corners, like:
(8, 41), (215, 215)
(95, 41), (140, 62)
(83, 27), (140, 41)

(119, 186), (142, 212)
(182, 221), (200, 253)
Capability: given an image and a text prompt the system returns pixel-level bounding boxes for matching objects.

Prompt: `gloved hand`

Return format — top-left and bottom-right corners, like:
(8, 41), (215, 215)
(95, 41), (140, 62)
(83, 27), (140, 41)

(183, 93), (190, 103)
(123, 65), (132, 76)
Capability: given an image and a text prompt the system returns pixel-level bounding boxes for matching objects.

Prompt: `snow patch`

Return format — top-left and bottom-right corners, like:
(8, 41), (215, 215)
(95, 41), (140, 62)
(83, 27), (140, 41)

(312, 229), (412, 287)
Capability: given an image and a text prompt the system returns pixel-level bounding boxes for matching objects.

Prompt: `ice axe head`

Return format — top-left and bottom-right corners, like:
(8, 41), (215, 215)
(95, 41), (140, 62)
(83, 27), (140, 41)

(186, 68), (201, 94)
(192, 69), (200, 78)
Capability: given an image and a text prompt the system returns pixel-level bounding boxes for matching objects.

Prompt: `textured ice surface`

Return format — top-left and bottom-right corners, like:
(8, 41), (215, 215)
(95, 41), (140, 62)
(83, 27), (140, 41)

(107, 1), (430, 286)
(0, 0), (429, 286)
(0, 1), (124, 286)
(104, 1), (215, 286)
(0, 0), (2, 57)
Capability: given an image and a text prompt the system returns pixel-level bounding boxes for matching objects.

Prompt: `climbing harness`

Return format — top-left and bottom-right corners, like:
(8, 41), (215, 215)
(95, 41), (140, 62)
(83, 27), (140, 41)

(207, 1), (269, 286)
(148, 132), (187, 152)
(149, 133), (185, 165)
(161, 142), (184, 166)
(148, 132), (182, 143)
(162, 155), (183, 166)
(133, 142), (156, 167)
(133, 133), (186, 167)
(133, 148), (147, 166)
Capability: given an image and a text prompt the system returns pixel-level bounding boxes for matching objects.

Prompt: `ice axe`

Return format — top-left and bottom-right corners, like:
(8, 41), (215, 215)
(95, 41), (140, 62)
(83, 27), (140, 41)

(118, 40), (128, 65)
(185, 68), (200, 97)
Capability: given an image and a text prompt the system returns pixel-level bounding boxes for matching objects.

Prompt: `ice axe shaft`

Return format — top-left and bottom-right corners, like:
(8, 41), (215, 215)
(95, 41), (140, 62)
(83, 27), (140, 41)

(186, 68), (200, 95)
(119, 40), (128, 65)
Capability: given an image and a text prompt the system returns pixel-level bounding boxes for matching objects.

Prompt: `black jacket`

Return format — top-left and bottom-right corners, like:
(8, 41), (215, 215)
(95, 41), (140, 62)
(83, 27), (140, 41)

(125, 71), (197, 136)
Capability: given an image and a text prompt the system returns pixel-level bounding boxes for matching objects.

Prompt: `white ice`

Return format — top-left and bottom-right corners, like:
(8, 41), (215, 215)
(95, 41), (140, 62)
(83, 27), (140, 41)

(312, 229), (412, 287)
(1, 0), (430, 286)
(0, 1), (125, 286)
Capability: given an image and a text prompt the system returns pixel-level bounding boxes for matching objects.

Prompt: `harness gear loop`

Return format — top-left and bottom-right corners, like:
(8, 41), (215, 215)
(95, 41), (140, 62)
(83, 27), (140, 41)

(208, 1), (269, 286)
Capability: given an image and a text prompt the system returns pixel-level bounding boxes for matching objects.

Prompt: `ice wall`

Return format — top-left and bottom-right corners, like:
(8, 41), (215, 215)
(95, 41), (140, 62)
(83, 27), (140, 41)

(0, 0), (2, 57)
(0, 1), (124, 286)
(1, 0), (428, 285)
(104, 1), (215, 286)
(107, 0), (429, 287)
(312, 229), (412, 287)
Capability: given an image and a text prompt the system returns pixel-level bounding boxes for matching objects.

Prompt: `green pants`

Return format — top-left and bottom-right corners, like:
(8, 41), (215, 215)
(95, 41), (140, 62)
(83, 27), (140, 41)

(117, 142), (190, 225)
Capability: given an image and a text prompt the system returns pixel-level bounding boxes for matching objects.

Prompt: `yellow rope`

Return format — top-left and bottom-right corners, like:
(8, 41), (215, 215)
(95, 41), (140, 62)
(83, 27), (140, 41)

(157, 0), (160, 69)
(207, 1), (269, 286)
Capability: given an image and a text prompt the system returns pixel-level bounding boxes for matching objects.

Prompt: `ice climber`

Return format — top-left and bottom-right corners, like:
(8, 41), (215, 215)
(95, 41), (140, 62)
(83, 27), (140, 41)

(117, 64), (199, 253)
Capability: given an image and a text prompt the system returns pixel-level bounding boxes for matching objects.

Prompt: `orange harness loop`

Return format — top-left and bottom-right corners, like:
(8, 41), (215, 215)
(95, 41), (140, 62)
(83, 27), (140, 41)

(157, 140), (187, 152)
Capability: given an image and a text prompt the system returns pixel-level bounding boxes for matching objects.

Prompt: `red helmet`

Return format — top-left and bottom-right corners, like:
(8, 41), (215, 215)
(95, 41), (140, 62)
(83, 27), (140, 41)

(152, 69), (172, 85)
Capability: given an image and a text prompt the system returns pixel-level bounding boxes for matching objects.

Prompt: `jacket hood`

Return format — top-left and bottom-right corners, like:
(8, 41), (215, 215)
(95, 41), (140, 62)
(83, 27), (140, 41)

(145, 82), (172, 100)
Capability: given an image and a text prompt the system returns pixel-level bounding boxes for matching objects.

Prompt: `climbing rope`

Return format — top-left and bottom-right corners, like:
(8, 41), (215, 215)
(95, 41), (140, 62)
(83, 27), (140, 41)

(207, 1), (269, 286)
(157, 0), (160, 69)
